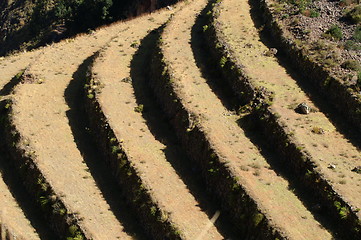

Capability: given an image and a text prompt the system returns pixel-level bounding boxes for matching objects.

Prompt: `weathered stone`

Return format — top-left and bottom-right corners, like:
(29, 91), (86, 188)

(295, 102), (310, 114)
(264, 48), (278, 56)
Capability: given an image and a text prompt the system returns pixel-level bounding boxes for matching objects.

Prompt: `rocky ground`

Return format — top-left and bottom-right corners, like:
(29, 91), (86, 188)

(275, 0), (360, 86)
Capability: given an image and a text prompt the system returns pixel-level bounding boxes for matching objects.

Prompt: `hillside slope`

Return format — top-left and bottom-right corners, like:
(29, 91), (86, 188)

(0, 0), (359, 239)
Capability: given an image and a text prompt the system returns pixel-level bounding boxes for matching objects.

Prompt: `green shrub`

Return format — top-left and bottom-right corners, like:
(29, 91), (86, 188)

(310, 9), (320, 18)
(341, 59), (361, 71)
(325, 25), (343, 40)
(346, 5), (361, 24)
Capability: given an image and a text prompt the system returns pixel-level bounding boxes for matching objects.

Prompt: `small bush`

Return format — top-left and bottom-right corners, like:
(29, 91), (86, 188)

(341, 59), (361, 71)
(325, 25), (343, 40)
(346, 5), (361, 24)
(310, 9), (320, 18)
(302, 9), (320, 18)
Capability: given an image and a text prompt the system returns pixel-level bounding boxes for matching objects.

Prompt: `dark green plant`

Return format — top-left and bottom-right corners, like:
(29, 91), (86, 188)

(325, 25), (343, 40)
(346, 5), (361, 24)
(309, 9), (320, 17)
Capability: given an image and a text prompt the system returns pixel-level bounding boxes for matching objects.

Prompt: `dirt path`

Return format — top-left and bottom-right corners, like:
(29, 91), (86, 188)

(155, 0), (333, 239)
(216, 0), (361, 220)
(7, 10), (180, 240)
(90, 8), (225, 239)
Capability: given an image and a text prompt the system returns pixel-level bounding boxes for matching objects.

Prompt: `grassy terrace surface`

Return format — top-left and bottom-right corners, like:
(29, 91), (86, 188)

(87, 7), (226, 238)
(3, 14), (161, 240)
(150, 0), (333, 239)
(212, 0), (361, 230)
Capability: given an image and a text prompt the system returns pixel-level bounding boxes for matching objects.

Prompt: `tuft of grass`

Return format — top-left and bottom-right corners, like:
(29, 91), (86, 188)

(253, 169), (261, 176)
(134, 104), (144, 113)
(111, 145), (121, 154)
(324, 25), (343, 40)
(339, 179), (347, 184)
(150, 206), (157, 216)
(253, 213), (264, 227)
(311, 126), (324, 134)
(68, 225), (79, 237)
(341, 59), (361, 71)
(219, 56), (227, 68)
(203, 25), (209, 32)
(346, 5), (361, 24)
